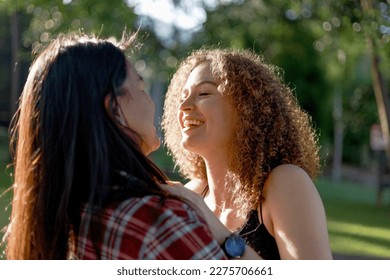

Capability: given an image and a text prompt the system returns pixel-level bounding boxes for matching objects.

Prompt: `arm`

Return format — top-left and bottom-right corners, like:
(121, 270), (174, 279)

(262, 164), (332, 259)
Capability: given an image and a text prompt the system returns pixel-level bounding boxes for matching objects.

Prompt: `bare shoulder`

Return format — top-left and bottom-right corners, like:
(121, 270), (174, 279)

(262, 164), (323, 217)
(184, 178), (207, 194)
(269, 164), (312, 180)
(264, 164), (316, 196)
(261, 165), (332, 259)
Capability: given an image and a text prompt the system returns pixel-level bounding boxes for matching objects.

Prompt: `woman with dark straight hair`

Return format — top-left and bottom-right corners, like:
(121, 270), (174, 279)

(4, 33), (261, 260)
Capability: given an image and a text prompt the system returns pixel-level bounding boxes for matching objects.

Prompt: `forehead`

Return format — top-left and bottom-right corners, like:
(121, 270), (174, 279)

(184, 62), (216, 88)
(126, 60), (138, 78)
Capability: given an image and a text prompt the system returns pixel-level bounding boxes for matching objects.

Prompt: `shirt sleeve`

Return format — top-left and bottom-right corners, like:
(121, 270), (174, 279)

(102, 196), (227, 260)
(140, 198), (227, 260)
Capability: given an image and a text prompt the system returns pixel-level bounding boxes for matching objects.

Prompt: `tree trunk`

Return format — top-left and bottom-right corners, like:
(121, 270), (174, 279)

(332, 87), (343, 182)
(10, 11), (20, 123)
(361, 0), (390, 166)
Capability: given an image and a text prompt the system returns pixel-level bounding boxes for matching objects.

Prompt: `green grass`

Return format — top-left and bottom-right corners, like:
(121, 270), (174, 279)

(316, 178), (390, 259)
(0, 126), (12, 260)
(0, 180), (11, 260)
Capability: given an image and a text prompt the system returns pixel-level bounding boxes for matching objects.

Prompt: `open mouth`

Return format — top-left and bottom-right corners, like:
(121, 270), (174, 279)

(183, 119), (204, 128)
(184, 120), (204, 127)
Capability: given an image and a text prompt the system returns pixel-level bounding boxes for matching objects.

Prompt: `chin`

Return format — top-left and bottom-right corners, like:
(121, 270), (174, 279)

(181, 139), (199, 153)
(143, 137), (161, 155)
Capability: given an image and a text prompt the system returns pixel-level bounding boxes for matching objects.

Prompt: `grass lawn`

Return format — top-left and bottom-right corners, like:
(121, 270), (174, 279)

(316, 178), (390, 259)
(0, 127), (12, 259)
(0, 180), (11, 260)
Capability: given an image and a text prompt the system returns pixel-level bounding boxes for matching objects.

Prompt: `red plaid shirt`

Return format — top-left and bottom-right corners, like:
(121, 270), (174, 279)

(75, 195), (227, 259)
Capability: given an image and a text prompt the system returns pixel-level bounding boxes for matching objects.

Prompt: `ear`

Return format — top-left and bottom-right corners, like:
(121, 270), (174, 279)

(104, 94), (113, 117)
(104, 94), (126, 126)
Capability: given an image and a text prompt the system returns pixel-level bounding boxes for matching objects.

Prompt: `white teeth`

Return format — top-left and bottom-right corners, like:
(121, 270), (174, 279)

(183, 119), (204, 128)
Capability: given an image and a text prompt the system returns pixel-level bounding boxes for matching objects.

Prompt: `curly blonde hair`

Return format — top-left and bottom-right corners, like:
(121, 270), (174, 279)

(162, 48), (320, 216)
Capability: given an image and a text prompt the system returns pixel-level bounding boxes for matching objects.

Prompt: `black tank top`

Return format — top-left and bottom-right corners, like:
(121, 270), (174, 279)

(236, 207), (280, 260)
(201, 185), (280, 260)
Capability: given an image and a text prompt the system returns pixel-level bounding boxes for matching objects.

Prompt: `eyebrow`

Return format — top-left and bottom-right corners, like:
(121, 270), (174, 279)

(182, 80), (218, 92)
(193, 80), (217, 87)
(181, 80), (218, 96)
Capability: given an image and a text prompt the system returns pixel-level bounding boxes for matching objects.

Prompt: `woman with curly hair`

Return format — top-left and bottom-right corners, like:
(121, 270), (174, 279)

(162, 48), (332, 260)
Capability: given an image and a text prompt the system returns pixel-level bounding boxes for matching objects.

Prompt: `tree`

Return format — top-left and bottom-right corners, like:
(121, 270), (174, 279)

(0, 1), (32, 126)
(361, 0), (390, 166)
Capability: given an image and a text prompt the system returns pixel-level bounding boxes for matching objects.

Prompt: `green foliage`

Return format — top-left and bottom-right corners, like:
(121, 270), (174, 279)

(0, 10), (11, 117)
(20, 0), (138, 50)
(0, 0), (27, 13)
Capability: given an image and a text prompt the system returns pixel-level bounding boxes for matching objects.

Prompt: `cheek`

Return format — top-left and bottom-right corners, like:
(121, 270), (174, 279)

(124, 103), (137, 122)
(177, 111), (183, 127)
(220, 108), (237, 136)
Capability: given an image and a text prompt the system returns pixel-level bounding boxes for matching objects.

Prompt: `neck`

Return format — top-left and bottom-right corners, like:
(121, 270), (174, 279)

(203, 155), (233, 213)
(204, 157), (246, 231)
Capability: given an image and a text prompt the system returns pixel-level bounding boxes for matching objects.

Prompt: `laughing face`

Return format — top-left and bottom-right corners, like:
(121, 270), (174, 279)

(177, 62), (236, 158)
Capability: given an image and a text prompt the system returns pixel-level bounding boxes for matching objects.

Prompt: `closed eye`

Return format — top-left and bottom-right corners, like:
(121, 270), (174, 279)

(199, 92), (210, 96)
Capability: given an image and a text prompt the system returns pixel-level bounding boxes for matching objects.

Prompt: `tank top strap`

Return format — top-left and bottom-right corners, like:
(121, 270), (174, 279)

(258, 201), (264, 224)
(200, 184), (209, 198)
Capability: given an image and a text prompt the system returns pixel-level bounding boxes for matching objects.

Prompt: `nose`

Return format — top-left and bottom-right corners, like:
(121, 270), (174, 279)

(179, 94), (195, 111)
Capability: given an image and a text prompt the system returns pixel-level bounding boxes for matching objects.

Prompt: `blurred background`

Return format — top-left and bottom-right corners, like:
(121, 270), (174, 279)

(0, 0), (389, 259)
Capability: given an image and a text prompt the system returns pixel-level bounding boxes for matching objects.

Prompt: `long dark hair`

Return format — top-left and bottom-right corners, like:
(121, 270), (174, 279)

(6, 33), (167, 259)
